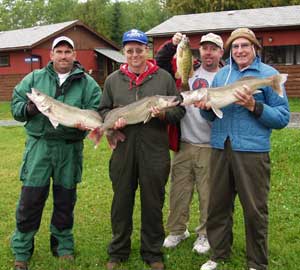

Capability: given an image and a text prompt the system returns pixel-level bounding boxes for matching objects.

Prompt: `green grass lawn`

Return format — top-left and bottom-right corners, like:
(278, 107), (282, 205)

(0, 126), (299, 270)
(0, 102), (12, 119)
(288, 97), (300, 112)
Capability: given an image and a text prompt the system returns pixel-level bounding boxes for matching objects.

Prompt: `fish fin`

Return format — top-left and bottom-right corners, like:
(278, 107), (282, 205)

(144, 112), (152, 123)
(175, 71), (180, 79)
(189, 68), (194, 78)
(87, 127), (104, 148)
(211, 105), (223, 119)
(272, 73), (288, 97)
(106, 130), (126, 150)
(49, 118), (59, 128)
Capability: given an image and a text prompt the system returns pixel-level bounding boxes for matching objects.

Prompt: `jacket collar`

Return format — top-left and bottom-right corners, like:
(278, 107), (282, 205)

(120, 59), (159, 89)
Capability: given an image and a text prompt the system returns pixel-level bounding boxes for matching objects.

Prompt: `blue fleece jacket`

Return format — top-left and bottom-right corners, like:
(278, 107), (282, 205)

(201, 56), (290, 152)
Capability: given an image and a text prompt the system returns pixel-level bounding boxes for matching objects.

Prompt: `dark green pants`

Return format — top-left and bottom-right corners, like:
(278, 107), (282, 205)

(108, 129), (170, 263)
(11, 136), (82, 262)
(207, 139), (270, 270)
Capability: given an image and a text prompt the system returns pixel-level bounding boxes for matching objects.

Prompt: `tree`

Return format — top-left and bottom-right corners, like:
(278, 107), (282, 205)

(110, 1), (123, 45)
(164, 0), (300, 15)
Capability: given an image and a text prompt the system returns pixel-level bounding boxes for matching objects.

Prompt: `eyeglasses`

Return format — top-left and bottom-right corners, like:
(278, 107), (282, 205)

(231, 42), (252, 50)
(124, 48), (146, 55)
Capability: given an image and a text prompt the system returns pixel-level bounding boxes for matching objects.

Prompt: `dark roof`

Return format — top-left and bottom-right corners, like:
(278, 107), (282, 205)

(146, 5), (300, 37)
(0, 20), (120, 51)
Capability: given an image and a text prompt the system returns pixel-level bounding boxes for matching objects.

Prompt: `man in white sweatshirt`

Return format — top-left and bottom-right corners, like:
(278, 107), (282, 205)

(155, 32), (224, 254)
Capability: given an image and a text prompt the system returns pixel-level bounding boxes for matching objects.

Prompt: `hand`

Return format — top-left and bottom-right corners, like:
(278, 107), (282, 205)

(234, 85), (255, 111)
(26, 100), (40, 116)
(193, 95), (211, 110)
(113, 117), (127, 129)
(74, 122), (88, 131)
(172, 32), (183, 46)
(150, 106), (165, 120)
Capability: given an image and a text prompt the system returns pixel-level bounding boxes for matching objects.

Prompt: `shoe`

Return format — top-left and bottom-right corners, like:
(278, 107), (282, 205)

(249, 268), (257, 270)
(14, 261), (28, 270)
(59, 254), (74, 261)
(106, 261), (121, 270)
(192, 235), (210, 254)
(150, 261), (165, 270)
(200, 260), (218, 270)
(163, 229), (190, 248)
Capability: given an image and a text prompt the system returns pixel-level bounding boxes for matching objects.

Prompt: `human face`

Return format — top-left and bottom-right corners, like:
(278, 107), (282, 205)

(50, 44), (76, 73)
(231, 37), (255, 70)
(199, 42), (224, 72)
(123, 42), (149, 73)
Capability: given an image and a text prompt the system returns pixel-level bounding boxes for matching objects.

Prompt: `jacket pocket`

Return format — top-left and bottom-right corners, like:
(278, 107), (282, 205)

(19, 137), (38, 181)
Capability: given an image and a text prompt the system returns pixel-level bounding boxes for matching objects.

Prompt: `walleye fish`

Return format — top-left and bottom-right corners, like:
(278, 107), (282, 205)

(175, 35), (193, 90)
(180, 74), (288, 118)
(27, 88), (103, 130)
(88, 95), (180, 147)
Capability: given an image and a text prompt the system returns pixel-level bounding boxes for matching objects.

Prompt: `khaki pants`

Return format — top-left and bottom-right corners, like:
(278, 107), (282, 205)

(166, 142), (211, 236)
(208, 139), (270, 270)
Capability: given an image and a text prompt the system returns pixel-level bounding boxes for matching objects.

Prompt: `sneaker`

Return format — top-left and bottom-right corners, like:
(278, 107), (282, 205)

(193, 235), (210, 254)
(14, 261), (28, 270)
(200, 260), (218, 270)
(163, 229), (190, 248)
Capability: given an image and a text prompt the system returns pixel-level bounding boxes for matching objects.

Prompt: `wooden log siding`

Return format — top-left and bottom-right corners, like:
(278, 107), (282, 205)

(0, 74), (25, 101)
(275, 65), (300, 98)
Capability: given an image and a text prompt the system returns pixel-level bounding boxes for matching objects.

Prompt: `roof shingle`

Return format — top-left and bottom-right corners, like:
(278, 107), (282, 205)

(146, 5), (300, 36)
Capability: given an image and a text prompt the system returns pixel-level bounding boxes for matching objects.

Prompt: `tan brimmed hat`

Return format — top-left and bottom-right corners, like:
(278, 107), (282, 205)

(224, 28), (261, 51)
(200, 33), (223, 48)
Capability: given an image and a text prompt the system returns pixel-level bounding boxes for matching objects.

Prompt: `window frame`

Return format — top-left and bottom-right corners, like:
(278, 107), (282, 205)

(0, 54), (10, 67)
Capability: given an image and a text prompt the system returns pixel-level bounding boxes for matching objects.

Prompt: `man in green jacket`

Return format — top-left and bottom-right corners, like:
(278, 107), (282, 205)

(11, 36), (101, 270)
(99, 29), (185, 270)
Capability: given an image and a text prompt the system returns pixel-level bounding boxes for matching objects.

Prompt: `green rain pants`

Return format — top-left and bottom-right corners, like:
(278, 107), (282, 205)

(11, 135), (83, 262)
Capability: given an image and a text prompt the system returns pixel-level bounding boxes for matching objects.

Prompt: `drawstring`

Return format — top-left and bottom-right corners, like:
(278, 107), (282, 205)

(224, 50), (232, 86)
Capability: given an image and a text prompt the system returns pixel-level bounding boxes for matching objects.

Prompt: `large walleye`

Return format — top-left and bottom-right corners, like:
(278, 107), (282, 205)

(27, 88), (103, 129)
(175, 34), (193, 90)
(89, 95), (180, 146)
(180, 74), (288, 118)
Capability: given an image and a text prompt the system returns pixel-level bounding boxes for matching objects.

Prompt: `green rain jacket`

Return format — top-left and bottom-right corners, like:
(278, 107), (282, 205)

(11, 61), (101, 141)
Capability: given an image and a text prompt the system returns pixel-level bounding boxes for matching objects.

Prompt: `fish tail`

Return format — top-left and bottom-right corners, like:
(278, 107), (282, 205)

(106, 130), (126, 150)
(272, 73), (288, 97)
(181, 81), (190, 91)
(88, 127), (104, 148)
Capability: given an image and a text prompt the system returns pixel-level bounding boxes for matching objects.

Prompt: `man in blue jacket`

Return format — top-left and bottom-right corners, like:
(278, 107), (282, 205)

(196, 28), (290, 270)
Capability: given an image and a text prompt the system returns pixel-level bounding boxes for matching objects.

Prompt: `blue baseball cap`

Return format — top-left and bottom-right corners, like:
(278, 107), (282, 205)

(122, 29), (148, 46)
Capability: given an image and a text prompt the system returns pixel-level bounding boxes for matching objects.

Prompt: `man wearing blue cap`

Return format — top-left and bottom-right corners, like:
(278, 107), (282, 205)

(98, 29), (185, 270)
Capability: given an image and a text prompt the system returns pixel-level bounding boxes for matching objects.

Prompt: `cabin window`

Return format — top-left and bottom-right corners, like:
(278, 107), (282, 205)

(264, 45), (300, 65)
(0, 54), (10, 67)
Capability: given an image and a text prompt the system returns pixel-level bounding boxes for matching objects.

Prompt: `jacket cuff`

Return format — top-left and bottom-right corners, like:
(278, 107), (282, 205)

(252, 101), (264, 118)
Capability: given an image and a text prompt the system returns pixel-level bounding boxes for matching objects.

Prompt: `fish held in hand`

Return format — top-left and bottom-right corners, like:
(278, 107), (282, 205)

(91, 95), (180, 147)
(175, 35), (193, 91)
(180, 73), (288, 118)
(27, 88), (106, 147)
(27, 88), (103, 130)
